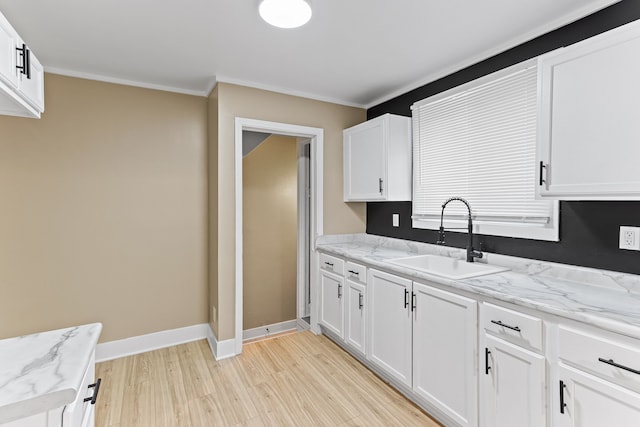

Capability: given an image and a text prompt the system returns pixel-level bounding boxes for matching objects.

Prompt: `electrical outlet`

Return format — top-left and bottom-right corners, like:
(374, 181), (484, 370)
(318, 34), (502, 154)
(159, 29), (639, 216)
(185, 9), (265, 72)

(619, 226), (640, 250)
(392, 213), (400, 227)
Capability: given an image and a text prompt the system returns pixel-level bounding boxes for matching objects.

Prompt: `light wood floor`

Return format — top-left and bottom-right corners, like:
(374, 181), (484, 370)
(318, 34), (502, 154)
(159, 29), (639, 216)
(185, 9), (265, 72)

(95, 331), (442, 426)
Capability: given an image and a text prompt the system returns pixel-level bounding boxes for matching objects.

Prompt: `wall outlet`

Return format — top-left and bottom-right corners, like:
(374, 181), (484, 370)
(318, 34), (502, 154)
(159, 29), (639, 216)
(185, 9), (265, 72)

(392, 213), (400, 227)
(619, 226), (640, 250)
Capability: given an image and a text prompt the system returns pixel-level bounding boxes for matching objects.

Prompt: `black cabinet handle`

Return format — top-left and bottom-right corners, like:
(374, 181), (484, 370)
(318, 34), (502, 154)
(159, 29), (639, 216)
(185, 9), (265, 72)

(16, 43), (31, 79)
(559, 380), (566, 414)
(379, 178), (383, 194)
(358, 293), (363, 310)
(337, 283), (342, 299)
(539, 161), (547, 186)
(491, 320), (521, 332)
(411, 292), (416, 312)
(598, 358), (640, 375)
(84, 378), (102, 405)
(404, 289), (409, 308)
(485, 348), (491, 375)
(324, 262), (334, 267)
(347, 270), (359, 276)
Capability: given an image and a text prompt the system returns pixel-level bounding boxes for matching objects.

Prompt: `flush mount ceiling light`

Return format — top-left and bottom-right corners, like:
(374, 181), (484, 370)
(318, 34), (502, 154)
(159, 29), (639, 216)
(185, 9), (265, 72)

(259, 0), (312, 29)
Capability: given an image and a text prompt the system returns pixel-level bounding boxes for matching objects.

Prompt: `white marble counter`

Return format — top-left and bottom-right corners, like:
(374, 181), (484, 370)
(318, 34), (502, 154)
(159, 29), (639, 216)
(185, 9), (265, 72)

(0, 323), (102, 424)
(317, 234), (640, 340)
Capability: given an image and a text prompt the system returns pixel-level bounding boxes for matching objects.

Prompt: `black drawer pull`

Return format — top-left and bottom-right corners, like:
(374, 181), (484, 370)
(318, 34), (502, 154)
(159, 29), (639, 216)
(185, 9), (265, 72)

(324, 262), (334, 267)
(358, 293), (363, 310)
(598, 358), (640, 375)
(559, 380), (567, 414)
(485, 348), (491, 375)
(404, 289), (409, 308)
(491, 320), (521, 332)
(83, 378), (102, 405)
(347, 270), (359, 276)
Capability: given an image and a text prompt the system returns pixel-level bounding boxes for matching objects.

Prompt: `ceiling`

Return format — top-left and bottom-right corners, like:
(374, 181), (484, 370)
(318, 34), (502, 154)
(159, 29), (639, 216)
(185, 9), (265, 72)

(0, 0), (621, 108)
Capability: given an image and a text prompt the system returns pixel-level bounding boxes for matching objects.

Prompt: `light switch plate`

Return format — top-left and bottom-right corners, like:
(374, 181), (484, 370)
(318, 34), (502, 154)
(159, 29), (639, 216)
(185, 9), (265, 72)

(392, 214), (399, 227)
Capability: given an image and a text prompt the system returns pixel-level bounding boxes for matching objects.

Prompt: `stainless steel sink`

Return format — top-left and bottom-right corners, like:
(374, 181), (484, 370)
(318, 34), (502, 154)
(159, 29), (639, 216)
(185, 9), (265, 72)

(387, 254), (508, 280)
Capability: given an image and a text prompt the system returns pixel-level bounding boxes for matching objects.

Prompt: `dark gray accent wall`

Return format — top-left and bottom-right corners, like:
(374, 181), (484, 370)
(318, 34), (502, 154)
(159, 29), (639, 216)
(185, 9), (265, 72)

(366, 0), (640, 275)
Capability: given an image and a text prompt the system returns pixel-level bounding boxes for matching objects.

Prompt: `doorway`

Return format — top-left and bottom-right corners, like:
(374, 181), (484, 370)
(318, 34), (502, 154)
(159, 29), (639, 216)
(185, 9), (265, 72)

(234, 118), (324, 354)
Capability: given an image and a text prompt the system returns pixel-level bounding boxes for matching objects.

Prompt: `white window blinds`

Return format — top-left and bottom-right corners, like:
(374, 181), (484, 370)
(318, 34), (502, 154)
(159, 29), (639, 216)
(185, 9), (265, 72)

(411, 62), (555, 228)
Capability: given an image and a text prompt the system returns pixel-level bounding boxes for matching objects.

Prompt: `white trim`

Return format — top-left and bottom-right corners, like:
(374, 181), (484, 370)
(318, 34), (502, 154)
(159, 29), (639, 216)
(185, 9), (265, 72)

(364, 0), (621, 109)
(235, 118), (324, 354)
(44, 67), (211, 97)
(95, 323), (210, 362)
(205, 324), (237, 361)
(242, 320), (298, 341)
(297, 139), (311, 320)
(216, 74), (365, 109)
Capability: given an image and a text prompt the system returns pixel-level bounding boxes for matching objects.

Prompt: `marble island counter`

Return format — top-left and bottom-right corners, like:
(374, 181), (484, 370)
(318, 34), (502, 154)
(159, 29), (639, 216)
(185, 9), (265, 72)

(317, 234), (640, 340)
(0, 323), (102, 425)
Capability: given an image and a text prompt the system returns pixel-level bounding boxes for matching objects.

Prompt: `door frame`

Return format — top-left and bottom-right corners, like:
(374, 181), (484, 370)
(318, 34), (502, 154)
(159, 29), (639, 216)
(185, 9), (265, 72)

(234, 118), (324, 354)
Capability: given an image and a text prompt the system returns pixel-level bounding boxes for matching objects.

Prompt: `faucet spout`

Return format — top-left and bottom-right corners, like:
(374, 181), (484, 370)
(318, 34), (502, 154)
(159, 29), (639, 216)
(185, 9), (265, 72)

(437, 197), (483, 263)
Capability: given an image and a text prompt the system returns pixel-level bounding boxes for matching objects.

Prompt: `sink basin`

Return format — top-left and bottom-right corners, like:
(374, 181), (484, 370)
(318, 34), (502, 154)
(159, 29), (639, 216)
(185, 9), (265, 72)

(387, 254), (509, 280)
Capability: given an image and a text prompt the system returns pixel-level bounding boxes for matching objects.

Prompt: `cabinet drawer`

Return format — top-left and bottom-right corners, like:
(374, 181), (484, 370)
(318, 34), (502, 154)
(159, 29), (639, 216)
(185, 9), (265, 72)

(481, 303), (543, 352)
(320, 253), (344, 275)
(345, 261), (366, 284)
(559, 326), (640, 393)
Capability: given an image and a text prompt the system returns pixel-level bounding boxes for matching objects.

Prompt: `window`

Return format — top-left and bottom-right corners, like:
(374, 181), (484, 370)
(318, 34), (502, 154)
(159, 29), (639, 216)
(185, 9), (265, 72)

(411, 60), (558, 241)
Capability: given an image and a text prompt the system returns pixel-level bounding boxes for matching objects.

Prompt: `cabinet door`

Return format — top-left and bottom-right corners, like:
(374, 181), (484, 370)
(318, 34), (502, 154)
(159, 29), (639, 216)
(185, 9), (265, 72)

(0, 13), (18, 88)
(555, 364), (640, 427)
(345, 280), (366, 356)
(537, 20), (640, 199)
(413, 283), (477, 427)
(343, 118), (386, 201)
(319, 270), (344, 338)
(18, 47), (44, 111)
(481, 334), (546, 427)
(368, 269), (412, 387)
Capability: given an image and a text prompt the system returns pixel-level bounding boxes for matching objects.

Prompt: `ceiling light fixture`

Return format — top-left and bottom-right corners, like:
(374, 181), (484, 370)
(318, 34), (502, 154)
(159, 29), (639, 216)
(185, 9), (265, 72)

(259, 0), (312, 29)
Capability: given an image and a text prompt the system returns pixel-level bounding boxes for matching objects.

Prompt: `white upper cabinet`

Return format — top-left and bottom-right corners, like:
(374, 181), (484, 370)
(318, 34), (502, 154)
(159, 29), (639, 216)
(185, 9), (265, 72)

(0, 11), (44, 118)
(343, 113), (412, 201)
(537, 20), (640, 200)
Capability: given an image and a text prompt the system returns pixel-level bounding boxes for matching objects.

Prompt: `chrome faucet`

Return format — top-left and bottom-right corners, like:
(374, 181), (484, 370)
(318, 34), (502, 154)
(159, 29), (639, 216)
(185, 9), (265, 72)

(437, 197), (483, 263)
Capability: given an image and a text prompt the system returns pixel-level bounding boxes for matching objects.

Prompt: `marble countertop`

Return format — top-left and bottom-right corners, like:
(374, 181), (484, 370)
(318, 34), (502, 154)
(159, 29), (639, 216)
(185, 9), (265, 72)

(317, 234), (640, 340)
(0, 323), (102, 424)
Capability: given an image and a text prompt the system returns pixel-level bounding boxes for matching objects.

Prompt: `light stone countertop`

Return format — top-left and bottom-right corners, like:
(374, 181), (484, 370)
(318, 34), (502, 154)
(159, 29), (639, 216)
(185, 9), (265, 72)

(316, 234), (640, 340)
(0, 323), (102, 424)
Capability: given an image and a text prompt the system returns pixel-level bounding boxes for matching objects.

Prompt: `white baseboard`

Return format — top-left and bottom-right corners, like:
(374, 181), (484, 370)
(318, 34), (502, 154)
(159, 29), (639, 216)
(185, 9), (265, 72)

(206, 325), (236, 361)
(243, 319), (298, 341)
(96, 323), (210, 362)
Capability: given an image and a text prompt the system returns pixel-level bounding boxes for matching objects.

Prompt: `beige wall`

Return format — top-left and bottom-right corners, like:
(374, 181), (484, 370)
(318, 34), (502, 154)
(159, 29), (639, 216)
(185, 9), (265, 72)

(243, 135), (297, 330)
(212, 82), (366, 340)
(0, 74), (209, 342)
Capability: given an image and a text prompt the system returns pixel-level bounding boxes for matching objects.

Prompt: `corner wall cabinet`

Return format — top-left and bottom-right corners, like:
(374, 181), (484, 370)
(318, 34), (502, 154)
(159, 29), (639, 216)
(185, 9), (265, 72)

(0, 11), (44, 118)
(343, 113), (412, 201)
(537, 19), (640, 200)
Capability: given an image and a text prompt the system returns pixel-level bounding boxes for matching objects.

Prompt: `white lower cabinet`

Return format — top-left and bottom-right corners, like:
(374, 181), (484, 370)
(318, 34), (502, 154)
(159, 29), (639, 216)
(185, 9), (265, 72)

(345, 279), (366, 356)
(368, 269), (412, 387)
(555, 364), (640, 427)
(412, 283), (478, 427)
(480, 334), (546, 427)
(554, 325), (640, 426)
(319, 269), (344, 338)
(5, 351), (99, 427)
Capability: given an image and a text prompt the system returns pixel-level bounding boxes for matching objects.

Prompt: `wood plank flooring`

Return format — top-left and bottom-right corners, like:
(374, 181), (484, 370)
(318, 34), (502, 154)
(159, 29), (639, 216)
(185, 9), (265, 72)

(95, 331), (442, 426)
